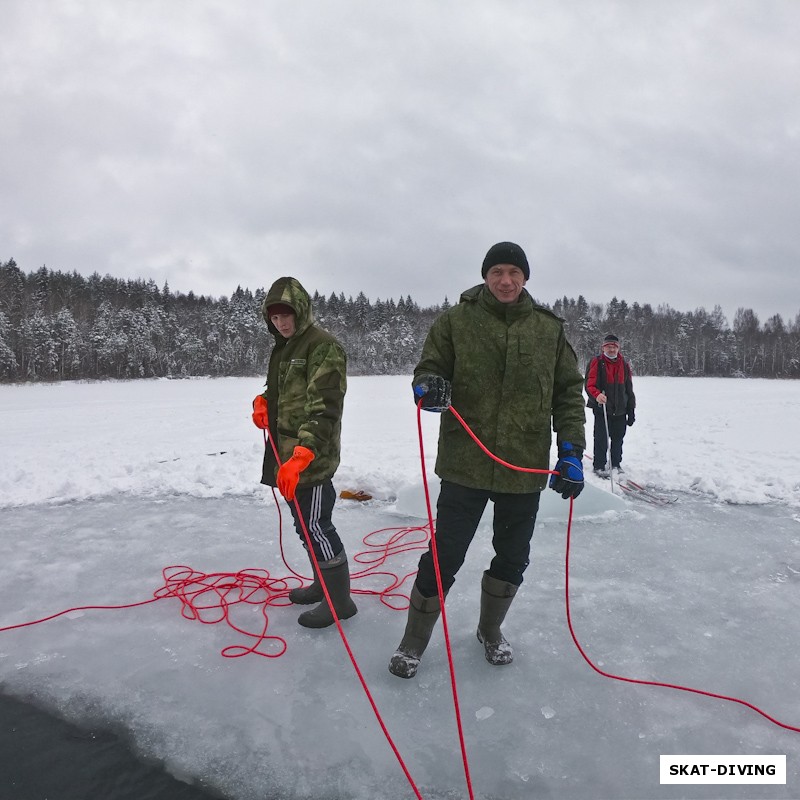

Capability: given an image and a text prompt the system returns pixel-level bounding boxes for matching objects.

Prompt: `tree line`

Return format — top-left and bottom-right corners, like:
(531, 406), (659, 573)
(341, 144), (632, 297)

(1, 259), (798, 382)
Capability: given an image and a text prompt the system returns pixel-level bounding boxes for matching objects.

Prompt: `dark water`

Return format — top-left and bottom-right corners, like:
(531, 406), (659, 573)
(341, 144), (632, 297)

(0, 692), (224, 800)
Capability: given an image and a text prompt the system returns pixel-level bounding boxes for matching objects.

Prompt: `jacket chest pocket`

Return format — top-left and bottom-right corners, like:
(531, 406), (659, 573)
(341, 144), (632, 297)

(278, 358), (308, 390)
(518, 345), (552, 410)
(517, 343), (537, 380)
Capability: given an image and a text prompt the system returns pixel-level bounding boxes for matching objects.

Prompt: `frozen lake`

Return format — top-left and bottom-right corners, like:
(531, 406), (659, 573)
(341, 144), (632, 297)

(2, 375), (800, 798)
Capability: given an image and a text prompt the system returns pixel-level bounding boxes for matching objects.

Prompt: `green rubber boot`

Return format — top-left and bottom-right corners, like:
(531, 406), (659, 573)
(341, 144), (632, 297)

(297, 552), (358, 629)
(289, 550), (324, 605)
(476, 571), (517, 666)
(388, 583), (443, 679)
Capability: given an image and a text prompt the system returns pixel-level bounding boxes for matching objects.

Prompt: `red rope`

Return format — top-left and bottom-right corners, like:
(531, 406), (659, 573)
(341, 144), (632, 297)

(416, 401), (474, 800)
(447, 406), (559, 476)
(446, 404), (800, 734)
(155, 565), (291, 658)
(261, 429), (425, 799)
(416, 403), (563, 800)
(563, 514), (800, 732)
(0, 568), (296, 658)
(0, 598), (162, 633)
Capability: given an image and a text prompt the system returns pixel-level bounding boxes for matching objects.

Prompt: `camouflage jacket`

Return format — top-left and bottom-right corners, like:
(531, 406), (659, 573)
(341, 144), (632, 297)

(414, 284), (586, 493)
(259, 277), (347, 488)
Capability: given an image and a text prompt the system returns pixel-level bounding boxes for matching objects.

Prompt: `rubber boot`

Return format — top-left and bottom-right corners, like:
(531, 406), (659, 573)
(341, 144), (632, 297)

(388, 583), (443, 679)
(289, 550), (324, 605)
(476, 571), (517, 666)
(297, 551), (358, 629)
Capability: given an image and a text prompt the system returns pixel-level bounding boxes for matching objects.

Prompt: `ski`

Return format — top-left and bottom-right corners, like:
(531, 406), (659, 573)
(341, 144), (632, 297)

(616, 478), (677, 506)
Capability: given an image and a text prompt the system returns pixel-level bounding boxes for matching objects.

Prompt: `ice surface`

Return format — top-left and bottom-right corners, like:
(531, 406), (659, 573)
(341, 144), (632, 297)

(2, 375), (800, 799)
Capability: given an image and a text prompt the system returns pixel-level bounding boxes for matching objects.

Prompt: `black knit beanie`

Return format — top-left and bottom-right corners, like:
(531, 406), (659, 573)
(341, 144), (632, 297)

(481, 242), (530, 280)
(266, 303), (295, 317)
(603, 333), (620, 344)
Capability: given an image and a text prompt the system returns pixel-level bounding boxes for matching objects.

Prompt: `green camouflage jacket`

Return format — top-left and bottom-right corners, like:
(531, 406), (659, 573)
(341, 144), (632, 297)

(414, 284), (586, 493)
(259, 277), (347, 488)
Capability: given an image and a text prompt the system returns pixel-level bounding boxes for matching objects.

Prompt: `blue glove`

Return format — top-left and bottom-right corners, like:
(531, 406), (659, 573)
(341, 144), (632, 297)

(549, 442), (584, 499)
(412, 375), (452, 412)
(626, 410), (635, 427)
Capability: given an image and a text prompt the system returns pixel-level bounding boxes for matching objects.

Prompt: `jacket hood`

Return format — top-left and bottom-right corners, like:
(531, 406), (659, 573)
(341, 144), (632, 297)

(262, 277), (314, 339)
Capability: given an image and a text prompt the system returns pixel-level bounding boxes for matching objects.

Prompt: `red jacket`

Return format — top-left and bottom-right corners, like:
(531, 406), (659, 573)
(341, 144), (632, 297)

(585, 353), (635, 417)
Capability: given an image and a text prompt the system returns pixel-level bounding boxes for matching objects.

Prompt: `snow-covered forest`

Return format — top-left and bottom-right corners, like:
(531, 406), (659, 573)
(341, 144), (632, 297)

(1, 259), (799, 382)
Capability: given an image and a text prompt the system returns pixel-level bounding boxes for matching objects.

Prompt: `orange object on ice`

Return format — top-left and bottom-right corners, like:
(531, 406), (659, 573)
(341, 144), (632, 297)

(339, 490), (373, 502)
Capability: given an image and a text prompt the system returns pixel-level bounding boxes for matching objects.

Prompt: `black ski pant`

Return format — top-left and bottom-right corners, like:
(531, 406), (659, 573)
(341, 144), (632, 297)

(287, 479), (344, 563)
(415, 480), (541, 598)
(592, 408), (628, 469)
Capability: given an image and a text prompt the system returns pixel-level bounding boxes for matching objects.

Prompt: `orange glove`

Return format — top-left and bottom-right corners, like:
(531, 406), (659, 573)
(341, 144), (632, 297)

(252, 395), (268, 429)
(277, 446), (315, 500)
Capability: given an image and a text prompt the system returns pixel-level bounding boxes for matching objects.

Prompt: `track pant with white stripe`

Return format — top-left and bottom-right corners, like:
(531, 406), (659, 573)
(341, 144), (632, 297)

(287, 480), (344, 562)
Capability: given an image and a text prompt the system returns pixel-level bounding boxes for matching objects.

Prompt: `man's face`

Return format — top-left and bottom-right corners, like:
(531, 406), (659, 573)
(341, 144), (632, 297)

(602, 342), (620, 358)
(484, 264), (527, 304)
(270, 312), (296, 338)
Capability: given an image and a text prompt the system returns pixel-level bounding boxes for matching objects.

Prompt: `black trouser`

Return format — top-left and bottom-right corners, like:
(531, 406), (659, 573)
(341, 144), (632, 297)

(287, 480), (343, 563)
(415, 480), (541, 598)
(592, 408), (627, 469)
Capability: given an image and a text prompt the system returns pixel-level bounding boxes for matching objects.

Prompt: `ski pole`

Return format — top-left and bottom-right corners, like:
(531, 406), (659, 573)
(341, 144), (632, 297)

(602, 402), (615, 494)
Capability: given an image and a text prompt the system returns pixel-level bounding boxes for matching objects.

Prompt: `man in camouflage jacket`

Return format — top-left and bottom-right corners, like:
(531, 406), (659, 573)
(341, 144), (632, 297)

(389, 242), (586, 678)
(252, 276), (356, 629)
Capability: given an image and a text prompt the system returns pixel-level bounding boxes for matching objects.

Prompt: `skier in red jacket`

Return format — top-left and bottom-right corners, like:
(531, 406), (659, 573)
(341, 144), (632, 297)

(585, 333), (636, 477)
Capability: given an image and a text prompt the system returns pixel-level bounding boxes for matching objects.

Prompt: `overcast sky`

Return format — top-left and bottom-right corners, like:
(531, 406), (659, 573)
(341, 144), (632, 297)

(2, 0), (799, 325)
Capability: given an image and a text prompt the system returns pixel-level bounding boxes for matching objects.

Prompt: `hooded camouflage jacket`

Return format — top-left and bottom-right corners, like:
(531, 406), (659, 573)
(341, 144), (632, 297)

(414, 284), (586, 493)
(259, 277), (346, 488)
